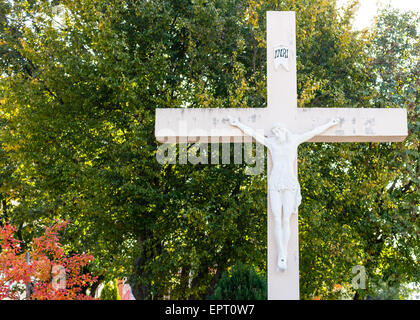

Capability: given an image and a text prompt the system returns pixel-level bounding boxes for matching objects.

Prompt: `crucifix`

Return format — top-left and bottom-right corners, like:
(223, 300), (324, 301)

(155, 11), (407, 299)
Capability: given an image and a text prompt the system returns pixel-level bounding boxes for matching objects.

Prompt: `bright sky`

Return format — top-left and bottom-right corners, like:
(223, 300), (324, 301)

(338, 0), (420, 30)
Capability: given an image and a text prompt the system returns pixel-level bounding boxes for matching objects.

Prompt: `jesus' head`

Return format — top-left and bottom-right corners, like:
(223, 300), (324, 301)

(271, 123), (290, 143)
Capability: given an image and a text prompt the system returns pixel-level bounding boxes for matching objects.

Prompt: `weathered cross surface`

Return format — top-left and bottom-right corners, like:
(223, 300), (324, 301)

(155, 11), (407, 299)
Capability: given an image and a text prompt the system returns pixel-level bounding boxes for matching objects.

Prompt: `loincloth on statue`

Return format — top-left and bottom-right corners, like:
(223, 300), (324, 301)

(268, 179), (302, 214)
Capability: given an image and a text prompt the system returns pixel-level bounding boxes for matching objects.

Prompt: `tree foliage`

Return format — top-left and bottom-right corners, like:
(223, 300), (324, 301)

(0, 0), (418, 299)
(299, 6), (419, 299)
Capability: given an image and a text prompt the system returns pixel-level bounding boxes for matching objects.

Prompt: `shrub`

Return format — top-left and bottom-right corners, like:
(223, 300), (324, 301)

(210, 264), (267, 300)
(100, 279), (121, 300)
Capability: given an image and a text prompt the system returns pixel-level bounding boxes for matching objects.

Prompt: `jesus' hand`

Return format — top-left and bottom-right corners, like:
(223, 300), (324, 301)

(227, 116), (240, 126)
(328, 118), (340, 126)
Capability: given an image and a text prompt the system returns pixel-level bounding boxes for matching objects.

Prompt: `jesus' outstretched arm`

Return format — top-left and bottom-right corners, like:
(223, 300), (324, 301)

(295, 118), (340, 144)
(227, 116), (268, 146)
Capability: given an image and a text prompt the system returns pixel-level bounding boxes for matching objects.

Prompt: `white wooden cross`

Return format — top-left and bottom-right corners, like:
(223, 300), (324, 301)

(155, 11), (407, 299)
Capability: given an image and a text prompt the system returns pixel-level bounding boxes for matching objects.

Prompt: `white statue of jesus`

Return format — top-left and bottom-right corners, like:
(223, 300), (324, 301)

(228, 116), (339, 271)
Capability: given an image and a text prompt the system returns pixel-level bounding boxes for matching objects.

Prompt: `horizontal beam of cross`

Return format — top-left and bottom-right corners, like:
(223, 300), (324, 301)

(155, 107), (407, 143)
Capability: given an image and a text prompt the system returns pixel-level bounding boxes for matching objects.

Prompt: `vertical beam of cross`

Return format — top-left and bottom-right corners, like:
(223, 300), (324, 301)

(266, 11), (299, 300)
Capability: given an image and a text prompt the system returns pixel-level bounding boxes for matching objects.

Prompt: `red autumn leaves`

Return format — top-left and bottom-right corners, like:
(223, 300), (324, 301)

(0, 221), (97, 300)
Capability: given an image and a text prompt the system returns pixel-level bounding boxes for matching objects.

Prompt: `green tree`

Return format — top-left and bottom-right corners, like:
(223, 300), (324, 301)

(299, 6), (419, 299)
(0, 0), (268, 299)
